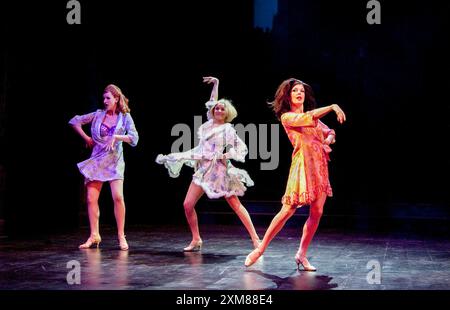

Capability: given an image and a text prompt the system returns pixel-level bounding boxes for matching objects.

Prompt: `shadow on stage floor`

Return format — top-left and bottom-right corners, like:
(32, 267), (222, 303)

(1, 222), (449, 290)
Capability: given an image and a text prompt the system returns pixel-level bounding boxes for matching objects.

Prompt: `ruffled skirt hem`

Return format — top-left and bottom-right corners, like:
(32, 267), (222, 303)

(282, 184), (333, 207)
(156, 154), (254, 199)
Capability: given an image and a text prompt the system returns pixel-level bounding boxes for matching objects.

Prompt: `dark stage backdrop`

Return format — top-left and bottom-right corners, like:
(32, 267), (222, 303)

(2, 0), (449, 236)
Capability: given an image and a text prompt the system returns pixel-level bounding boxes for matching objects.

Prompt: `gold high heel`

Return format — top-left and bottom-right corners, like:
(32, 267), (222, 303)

(79, 235), (102, 249)
(295, 252), (317, 272)
(118, 235), (129, 251)
(183, 240), (203, 252)
(245, 248), (263, 267)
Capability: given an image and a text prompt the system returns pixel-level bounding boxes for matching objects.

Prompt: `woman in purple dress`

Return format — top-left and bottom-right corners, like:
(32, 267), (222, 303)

(69, 84), (139, 250)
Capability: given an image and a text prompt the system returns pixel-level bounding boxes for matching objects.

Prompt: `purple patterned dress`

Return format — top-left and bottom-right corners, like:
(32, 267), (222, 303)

(69, 109), (139, 184)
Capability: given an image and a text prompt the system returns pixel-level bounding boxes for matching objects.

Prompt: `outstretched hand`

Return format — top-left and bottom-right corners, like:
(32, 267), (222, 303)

(332, 104), (346, 124)
(203, 76), (219, 84)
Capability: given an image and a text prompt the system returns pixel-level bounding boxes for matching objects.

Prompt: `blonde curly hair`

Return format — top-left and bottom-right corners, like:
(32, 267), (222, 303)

(206, 99), (237, 123)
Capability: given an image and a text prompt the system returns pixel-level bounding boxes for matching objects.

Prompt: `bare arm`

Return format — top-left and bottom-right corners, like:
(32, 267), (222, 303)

(311, 104), (346, 124)
(71, 124), (94, 148)
(203, 76), (219, 101)
(71, 124), (90, 141)
(106, 134), (132, 151)
(113, 135), (132, 144)
(69, 111), (97, 148)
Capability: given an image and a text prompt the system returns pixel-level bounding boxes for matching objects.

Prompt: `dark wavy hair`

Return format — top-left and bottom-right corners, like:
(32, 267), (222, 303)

(268, 78), (317, 120)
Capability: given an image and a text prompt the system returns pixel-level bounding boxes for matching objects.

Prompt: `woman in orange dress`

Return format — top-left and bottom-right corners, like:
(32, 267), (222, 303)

(245, 78), (346, 271)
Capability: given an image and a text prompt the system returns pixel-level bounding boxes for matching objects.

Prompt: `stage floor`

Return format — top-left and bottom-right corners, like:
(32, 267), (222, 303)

(1, 224), (449, 290)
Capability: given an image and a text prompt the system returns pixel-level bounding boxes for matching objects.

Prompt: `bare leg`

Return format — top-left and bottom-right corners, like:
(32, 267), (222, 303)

(183, 182), (205, 248)
(259, 204), (297, 253)
(225, 195), (260, 248)
(79, 181), (103, 248)
(297, 192), (326, 260)
(245, 204), (297, 266)
(110, 180), (128, 250)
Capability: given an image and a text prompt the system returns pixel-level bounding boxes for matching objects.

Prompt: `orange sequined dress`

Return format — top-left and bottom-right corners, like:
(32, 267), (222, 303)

(280, 111), (335, 207)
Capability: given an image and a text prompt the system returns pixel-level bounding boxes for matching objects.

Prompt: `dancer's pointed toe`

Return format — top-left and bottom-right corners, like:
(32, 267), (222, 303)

(245, 248), (263, 267)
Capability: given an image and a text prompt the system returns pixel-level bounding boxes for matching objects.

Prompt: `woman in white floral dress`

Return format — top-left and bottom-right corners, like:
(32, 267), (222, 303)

(156, 77), (260, 251)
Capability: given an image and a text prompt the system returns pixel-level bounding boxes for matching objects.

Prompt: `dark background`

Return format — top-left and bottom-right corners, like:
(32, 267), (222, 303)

(1, 0), (449, 236)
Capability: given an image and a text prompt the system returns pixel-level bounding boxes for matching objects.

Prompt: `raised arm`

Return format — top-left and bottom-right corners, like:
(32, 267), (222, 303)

(310, 104), (346, 124)
(203, 76), (219, 101)
(281, 112), (317, 127)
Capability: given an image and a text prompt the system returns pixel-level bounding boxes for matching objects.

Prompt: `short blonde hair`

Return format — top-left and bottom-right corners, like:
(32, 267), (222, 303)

(210, 99), (238, 123)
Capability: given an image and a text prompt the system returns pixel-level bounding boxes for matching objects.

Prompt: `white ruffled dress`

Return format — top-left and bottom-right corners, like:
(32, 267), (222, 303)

(156, 119), (254, 199)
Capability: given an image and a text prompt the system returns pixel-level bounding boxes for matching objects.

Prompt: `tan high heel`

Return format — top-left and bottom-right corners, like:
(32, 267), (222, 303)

(183, 240), (203, 252)
(118, 235), (129, 251)
(79, 235), (102, 249)
(245, 248), (263, 267)
(295, 252), (317, 272)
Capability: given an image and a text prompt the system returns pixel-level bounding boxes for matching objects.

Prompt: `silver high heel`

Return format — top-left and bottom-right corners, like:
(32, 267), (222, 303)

(183, 240), (203, 252)
(295, 252), (317, 272)
(118, 235), (129, 251)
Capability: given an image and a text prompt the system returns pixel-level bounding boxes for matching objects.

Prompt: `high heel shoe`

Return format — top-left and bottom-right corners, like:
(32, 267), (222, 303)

(245, 248), (263, 267)
(295, 253), (317, 272)
(79, 235), (102, 249)
(183, 240), (203, 252)
(118, 235), (129, 251)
